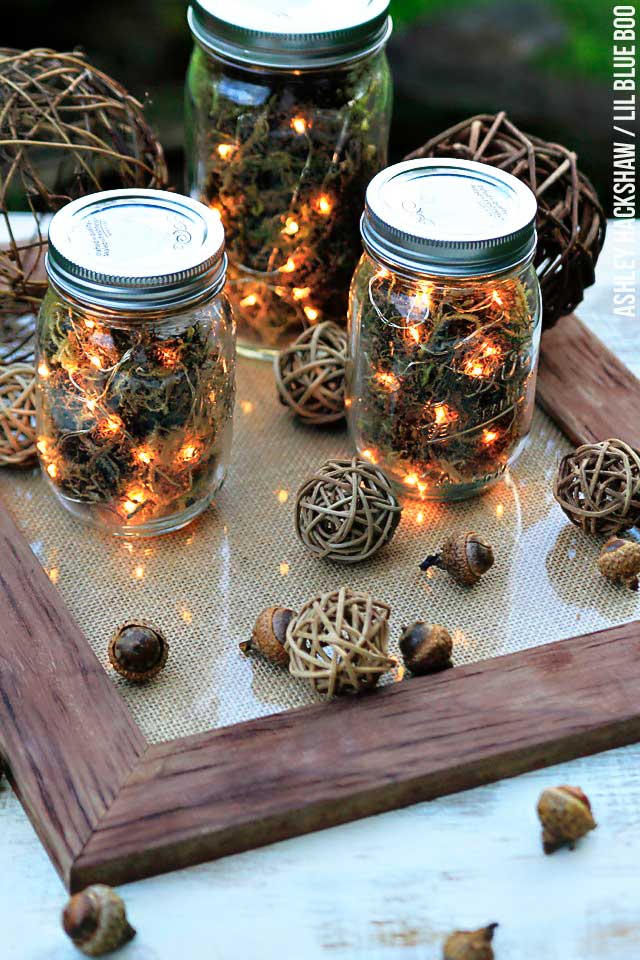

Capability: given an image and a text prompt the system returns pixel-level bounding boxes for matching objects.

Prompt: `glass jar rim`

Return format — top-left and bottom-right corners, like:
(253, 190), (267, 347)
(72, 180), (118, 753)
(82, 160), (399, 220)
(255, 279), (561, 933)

(187, 2), (392, 70)
(46, 189), (227, 314)
(361, 159), (538, 279)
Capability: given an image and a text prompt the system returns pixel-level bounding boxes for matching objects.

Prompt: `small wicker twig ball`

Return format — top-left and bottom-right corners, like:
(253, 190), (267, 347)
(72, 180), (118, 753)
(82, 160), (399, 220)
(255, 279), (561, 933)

(295, 457), (402, 563)
(406, 112), (606, 328)
(0, 362), (36, 467)
(285, 586), (394, 696)
(275, 321), (347, 424)
(553, 439), (640, 536)
(0, 48), (168, 323)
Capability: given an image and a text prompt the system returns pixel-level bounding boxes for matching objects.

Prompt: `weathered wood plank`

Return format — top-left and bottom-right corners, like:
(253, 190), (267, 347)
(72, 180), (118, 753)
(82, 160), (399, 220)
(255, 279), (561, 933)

(0, 504), (146, 888)
(537, 314), (640, 449)
(72, 621), (640, 890)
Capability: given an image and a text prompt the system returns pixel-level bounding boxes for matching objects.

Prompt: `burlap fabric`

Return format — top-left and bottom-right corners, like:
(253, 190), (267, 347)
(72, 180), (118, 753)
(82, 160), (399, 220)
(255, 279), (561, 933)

(1, 358), (636, 743)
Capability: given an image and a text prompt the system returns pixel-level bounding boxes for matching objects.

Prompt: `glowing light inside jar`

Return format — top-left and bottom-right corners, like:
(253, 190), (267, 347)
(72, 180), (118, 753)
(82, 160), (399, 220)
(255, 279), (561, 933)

(303, 305), (319, 322)
(291, 116), (307, 134)
(178, 442), (200, 464)
(37, 363), (50, 378)
(314, 194), (333, 215)
(292, 287), (311, 301)
(283, 218), (299, 236)
(46, 463), (57, 478)
(84, 318), (95, 329)
(157, 345), (179, 368)
(375, 370), (400, 391)
(361, 448), (378, 463)
(99, 414), (124, 437)
(464, 343), (500, 379)
(433, 403), (456, 426)
(492, 290), (503, 305)
(277, 489), (289, 504)
(240, 294), (258, 308)
(89, 354), (102, 370)
(217, 143), (235, 160)
(279, 258), (297, 273)
(135, 446), (153, 465)
(482, 428), (499, 445)
(37, 439), (48, 455)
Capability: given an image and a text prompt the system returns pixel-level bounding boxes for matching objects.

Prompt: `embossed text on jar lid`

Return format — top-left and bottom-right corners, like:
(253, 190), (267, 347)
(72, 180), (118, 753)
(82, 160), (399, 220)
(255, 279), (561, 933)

(188, 0), (392, 69)
(46, 189), (226, 312)
(361, 159), (538, 278)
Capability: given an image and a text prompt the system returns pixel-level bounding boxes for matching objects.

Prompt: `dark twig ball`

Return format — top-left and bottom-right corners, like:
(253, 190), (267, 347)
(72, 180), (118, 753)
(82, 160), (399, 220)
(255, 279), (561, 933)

(553, 438), (640, 535)
(406, 112), (606, 328)
(0, 48), (168, 324)
(108, 622), (169, 682)
(274, 321), (347, 424)
(295, 457), (402, 563)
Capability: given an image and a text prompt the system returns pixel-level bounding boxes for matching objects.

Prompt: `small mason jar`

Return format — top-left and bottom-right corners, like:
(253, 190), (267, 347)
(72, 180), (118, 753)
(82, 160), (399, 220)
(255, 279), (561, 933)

(347, 159), (541, 501)
(36, 189), (236, 536)
(185, 0), (393, 359)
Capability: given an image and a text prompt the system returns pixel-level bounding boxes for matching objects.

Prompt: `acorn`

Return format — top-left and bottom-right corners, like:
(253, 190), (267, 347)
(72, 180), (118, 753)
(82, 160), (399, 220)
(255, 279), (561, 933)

(536, 785), (596, 854)
(399, 621), (453, 675)
(598, 535), (640, 590)
(443, 923), (498, 960)
(62, 885), (135, 957)
(239, 606), (296, 665)
(420, 532), (494, 586)
(108, 621), (169, 682)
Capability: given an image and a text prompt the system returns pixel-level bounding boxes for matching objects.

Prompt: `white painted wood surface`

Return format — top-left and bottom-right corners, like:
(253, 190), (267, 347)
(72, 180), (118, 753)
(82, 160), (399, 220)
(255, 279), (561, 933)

(1, 222), (639, 960)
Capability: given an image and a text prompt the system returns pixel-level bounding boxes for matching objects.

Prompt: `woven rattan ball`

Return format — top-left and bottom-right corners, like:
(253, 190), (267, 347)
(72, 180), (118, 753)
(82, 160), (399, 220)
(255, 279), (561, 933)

(0, 362), (36, 467)
(285, 586), (394, 696)
(275, 321), (347, 424)
(295, 457), (402, 563)
(553, 439), (640, 536)
(406, 112), (606, 328)
(0, 48), (168, 322)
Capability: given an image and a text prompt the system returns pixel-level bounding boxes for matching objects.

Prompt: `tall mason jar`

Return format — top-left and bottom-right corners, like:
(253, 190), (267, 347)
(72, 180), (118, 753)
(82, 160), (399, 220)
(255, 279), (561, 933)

(185, 0), (393, 359)
(347, 159), (542, 501)
(36, 189), (236, 536)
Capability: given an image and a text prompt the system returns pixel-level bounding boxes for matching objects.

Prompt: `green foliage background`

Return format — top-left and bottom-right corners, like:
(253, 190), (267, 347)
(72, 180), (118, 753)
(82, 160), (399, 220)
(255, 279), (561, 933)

(391, 0), (608, 78)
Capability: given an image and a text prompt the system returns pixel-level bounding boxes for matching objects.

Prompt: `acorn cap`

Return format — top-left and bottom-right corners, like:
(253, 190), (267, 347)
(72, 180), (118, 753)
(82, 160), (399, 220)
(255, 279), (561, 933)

(108, 621), (169, 682)
(62, 885), (135, 957)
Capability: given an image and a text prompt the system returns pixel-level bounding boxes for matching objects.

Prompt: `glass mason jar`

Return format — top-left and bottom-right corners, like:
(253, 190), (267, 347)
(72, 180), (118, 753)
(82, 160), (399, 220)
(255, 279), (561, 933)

(347, 159), (542, 501)
(185, 0), (393, 359)
(36, 189), (236, 536)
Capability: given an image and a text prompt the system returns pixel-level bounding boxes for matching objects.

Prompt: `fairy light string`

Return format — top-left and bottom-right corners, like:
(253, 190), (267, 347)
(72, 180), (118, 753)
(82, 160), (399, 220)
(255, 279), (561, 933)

(36, 298), (234, 526)
(199, 58), (389, 351)
(351, 265), (538, 497)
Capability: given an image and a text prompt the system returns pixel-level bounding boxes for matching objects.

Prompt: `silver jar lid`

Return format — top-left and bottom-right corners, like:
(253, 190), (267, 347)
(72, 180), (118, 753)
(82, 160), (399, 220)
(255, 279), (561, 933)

(188, 1), (392, 70)
(361, 159), (538, 278)
(46, 189), (226, 313)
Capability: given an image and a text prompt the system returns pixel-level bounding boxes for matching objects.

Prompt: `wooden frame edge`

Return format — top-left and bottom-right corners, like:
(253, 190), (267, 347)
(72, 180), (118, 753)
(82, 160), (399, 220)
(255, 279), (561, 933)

(1, 313), (639, 891)
(70, 621), (640, 890)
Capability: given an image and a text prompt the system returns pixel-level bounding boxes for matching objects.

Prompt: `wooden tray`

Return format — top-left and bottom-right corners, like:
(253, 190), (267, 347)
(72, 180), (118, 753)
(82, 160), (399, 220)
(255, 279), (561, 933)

(1, 313), (639, 892)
